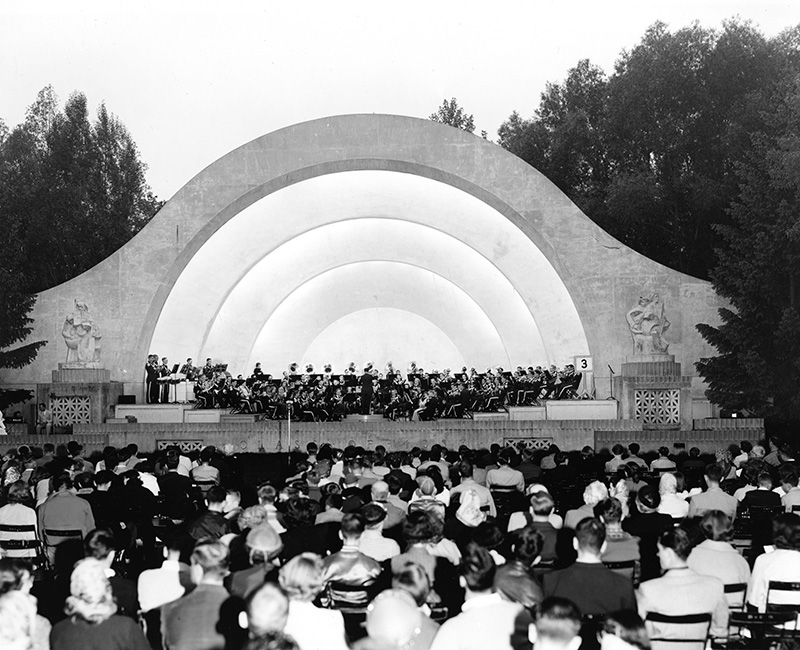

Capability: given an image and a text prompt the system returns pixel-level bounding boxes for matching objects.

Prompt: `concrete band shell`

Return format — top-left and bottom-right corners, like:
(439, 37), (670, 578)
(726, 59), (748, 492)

(2, 114), (723, 398)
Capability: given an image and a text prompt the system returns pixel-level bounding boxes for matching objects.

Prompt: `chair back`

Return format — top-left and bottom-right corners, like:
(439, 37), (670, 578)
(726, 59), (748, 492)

(766, 581), (800, 613)
(724, 582), (747, 611)
(0, 523), (42, 559)
(43, 528), (82, 545)
(645, 611), (712, 650)
(603, 559), (637, 585)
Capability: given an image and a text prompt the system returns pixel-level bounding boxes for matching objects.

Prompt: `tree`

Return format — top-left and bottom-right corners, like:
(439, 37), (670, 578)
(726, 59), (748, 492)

(696, 57), (800, 420)
(429, 98), (476, 133)
(0, 267), (46, 370)
(497, 20), (781, 279)
(0, 86), (163, 292)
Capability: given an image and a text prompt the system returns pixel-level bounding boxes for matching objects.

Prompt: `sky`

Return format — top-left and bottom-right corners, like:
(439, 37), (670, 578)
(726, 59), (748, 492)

(2, 0), (799, 201)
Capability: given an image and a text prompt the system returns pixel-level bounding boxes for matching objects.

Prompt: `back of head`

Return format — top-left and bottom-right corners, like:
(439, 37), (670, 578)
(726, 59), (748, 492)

(531, 491), (555, 516)
(460, 542), (495, 592)
(773, 513), (800, 551)
(66, 558), (117, 623)
(575, 517), (606, 554)
(509, 526), (543, 565)
(6, 481), (31, 506)
(658, 472), (677, 495)
(534, 597), (582, 647)
(392, 561), (431, 606)
(258, 483), (278, 505)
(283, 496), (316, 529)
(84, 528), (116, 561)
(658, 527), (692, 561)
(595, 498), (623, 524)
(340, 512), (365, 540)
(628, 443), (641, 456)
(191, 539), (229, 577)
(637, 485), (660, 512)
(0, 590), (38, 650)
(705, 463), (724, 484)
(246, 582), (289, 637)
(602, 610), (651, 650)
(370, 480), (389, 501)
(583, 480), (609, 506)
(206, 485), (227, 506)
(700, 510), (733, 542)
(402, 510), (441, 544)
(278, 552), (325, 602)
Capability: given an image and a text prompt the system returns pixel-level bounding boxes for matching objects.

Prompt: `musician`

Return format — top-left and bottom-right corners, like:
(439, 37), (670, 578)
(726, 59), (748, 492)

(201, 358), (214, 379)
(359, 363), (374, 415)
(145, 354), (160, 404)
(158, 356), (172, 403)
(179, 358), (197, 381)
(251, 362), (265, 379)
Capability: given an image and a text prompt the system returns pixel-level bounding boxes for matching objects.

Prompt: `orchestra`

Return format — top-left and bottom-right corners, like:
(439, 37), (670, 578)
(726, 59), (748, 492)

(144, 356), (585, 419)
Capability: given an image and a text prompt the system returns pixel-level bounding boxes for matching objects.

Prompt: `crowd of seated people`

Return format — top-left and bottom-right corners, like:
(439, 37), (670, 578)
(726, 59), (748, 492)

(179, 358), (584, 420)
(0, 434), (797, 649)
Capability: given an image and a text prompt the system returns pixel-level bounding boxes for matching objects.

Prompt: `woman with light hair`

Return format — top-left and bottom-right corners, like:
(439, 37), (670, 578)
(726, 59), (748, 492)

(0, 590), (39, 650)
(0, 558), (50, 650)
(564, 480), (609, 529)
(50, 558), (149, 650)
(279, 553), (349, 650)
(657, 473), (689, 520)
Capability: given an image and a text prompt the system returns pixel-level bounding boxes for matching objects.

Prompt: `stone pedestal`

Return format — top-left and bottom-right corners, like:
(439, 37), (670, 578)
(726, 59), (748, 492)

(40, 366), (122, 428)
(614, 355), (693, 428)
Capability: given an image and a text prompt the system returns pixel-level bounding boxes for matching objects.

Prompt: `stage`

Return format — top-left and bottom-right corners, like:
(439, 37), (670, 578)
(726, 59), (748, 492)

(1, 414), (763, 458)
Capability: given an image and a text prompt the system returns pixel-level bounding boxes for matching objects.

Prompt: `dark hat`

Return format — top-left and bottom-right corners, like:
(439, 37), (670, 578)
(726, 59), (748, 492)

(361, 503), (387, 526)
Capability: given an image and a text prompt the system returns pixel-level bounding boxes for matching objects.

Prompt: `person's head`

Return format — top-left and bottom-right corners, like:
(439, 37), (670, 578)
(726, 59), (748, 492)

(704, 463), (724, 486)
(52, 472), (73, 493)
(601, 610), (651, 650)
(84, 528), (116, 563)
(628, 443), (641, 456)
(0, 558), (34, 595)
(206, 485), (227, 510)
(245, 583), (289, 638)
(402, 510), (442, 545)
(258, 483), (278, 505)
(657, 527), (692, 567)
(530, 491), (555, 518)
(278, 553), (325, 602)
(42, 443), (54, 456)
(700, 510), (734, 542)
(497, 448), (515, 466)
(636, 485), (660, 513)
(370, 480), (390, 502)
(392, 562), (431, 606)
(595, 498), (623, 525)
(65, 558), (117, 623)
(583, 481), (609, 507)
(246, 525), (284, 565)
(658, 472), (678, 495)
(460, 543), (496, 594)
(341, 512), (365, 544)
(508, 526), (543, 566)
(757, 471), (774, 490)
(6, 481), (32, 507)
(361, 503), (387, 530)
(364, 589), (422, 649)
(191, 539), (230, 583)
(200, 446), (214, 465)
(283, 496), (316, 529)
(0, 590), (38, 650)
(529, 597), (582, 650)
(612, 444), (625, 457)
(658, 446), (670, 458)
(772, 513), (800, 551)
(457, 460), (474, 480)
(416, 475), (436, 497)
(574, 518), (606, 557)
(238, 505), (269, 532)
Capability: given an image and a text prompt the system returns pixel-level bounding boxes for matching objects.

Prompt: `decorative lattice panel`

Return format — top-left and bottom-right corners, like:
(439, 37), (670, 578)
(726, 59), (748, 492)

(52, 396), (91, 425)
(156, 439), (205, 454)
(503, 438), (554, 451)
(635, 389), (680, 424)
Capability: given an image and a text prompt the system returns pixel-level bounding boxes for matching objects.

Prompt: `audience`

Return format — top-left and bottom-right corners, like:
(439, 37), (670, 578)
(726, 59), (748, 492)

(3, 435), (800, 649)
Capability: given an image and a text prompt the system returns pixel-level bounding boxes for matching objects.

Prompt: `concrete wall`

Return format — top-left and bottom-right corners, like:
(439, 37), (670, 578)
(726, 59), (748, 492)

(0, 115), (725, 409)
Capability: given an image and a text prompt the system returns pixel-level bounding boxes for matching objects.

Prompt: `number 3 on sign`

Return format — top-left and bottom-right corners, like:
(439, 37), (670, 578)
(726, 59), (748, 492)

(573, 356), (593, 372)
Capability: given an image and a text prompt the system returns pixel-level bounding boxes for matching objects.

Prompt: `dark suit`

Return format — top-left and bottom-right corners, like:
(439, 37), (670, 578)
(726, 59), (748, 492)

(145, 361), (159, 404)
(360, 372), (373, 414)
(622, 511), (674, 581)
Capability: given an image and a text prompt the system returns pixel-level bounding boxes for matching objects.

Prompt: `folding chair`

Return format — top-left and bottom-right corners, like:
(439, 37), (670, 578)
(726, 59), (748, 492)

(766, 581), (800, 621)
(712, 610), (798, 650)
(603, 559), (638, 587)
(725, 583), (748, 612)
(645, 611), (712, 650)
(0, 523), (44, 566)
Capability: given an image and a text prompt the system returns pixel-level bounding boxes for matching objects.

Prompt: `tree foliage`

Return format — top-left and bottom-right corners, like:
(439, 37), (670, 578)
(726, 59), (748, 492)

(696, 56), (800, 419)
(498, 20), (784, 279)
(0, 86), (163, 293)
(429, 98), (476, 133)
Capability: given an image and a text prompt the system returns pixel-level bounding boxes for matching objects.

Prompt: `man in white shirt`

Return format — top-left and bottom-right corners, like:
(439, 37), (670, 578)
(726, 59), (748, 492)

(430, 543), (532, 650)
(486, 448), (525, 492)
(358, 503), (400, 562)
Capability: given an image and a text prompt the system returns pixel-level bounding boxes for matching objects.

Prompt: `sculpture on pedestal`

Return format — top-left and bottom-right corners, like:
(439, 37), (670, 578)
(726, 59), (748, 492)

(62, 300), (102, 368)
(626, 293), (670, 355)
